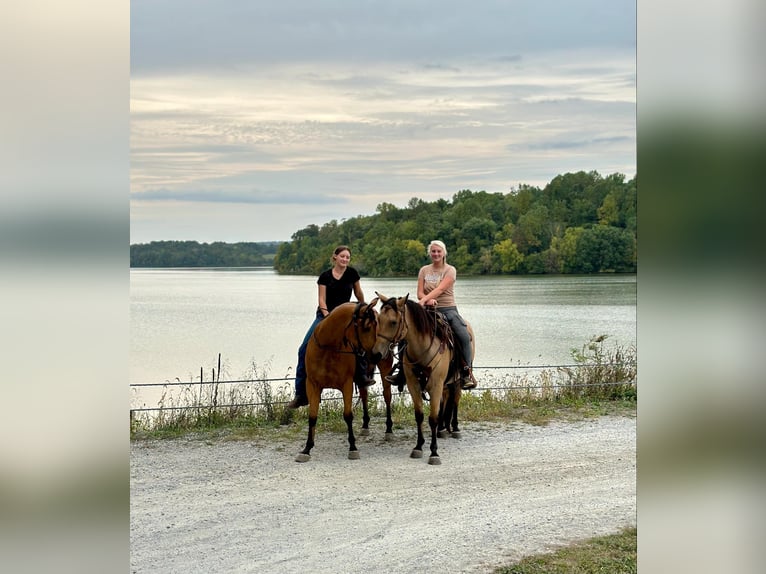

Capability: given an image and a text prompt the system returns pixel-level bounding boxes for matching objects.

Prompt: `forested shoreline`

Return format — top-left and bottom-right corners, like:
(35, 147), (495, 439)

(131, 170), (636, 275)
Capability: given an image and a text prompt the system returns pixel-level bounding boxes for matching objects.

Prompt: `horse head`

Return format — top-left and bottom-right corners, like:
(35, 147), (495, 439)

(372, 292), (409, 359)
(351, 297), (380, 357)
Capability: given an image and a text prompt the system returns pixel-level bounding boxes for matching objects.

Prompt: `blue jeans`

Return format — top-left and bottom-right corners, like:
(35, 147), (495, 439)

(439, 306), (473, 368)
(294, 311), (323, 396)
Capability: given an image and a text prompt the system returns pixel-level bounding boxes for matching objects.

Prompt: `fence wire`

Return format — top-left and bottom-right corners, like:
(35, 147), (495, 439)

(129, 362), (637, 414)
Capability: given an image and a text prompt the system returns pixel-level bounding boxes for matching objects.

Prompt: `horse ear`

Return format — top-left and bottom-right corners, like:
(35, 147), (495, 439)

(398, 293), (409, 309)
(368, 296), (379, 309)
(375, 291), (388, 303)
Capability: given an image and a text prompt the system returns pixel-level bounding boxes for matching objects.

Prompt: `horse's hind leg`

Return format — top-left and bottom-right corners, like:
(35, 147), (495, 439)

(344, 390), (360, 460)
(437, 393), (450, 438)
(359, 385), (371, 436)
(383, 381), (393, 439)
(296, 414), (316, 463)
(379, 356), (394, 439)
(450, 387), (461, 439)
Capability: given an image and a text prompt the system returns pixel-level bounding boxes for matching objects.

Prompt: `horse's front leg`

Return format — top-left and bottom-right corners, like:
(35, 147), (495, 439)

(409, 376), (425, 458)
(344, 386), (360, 460)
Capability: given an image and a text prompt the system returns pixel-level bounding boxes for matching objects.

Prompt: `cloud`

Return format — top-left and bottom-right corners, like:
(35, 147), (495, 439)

(130, 0), (636, 242)
(132, 188), (345, 205)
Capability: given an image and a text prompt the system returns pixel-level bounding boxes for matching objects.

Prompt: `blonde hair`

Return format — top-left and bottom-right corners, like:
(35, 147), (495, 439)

(427, 240), (447, 256)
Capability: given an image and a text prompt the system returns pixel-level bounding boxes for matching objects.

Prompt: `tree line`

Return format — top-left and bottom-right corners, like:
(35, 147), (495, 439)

(130, 170), (636, 275)
(274, 170), (636, 276)
(130, 240), (281, 268)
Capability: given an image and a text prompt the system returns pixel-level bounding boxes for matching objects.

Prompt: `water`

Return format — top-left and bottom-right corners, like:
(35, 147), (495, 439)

(130, 269), (636, 393)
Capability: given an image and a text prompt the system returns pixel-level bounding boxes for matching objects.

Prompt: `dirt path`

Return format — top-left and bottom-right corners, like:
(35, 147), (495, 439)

(130, 416), (636, 573)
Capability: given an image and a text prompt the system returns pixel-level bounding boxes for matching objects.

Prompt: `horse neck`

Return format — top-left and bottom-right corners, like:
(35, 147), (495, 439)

(402, 306), (441, 357)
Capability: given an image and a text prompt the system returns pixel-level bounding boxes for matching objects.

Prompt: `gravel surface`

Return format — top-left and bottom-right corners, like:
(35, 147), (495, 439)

(130, 416), (636, 573)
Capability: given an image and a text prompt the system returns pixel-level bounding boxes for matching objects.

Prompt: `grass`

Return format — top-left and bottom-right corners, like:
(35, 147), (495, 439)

(130, 336), (636, 439)
(130, 335), (637, 440)
(494, 526), (637, 574)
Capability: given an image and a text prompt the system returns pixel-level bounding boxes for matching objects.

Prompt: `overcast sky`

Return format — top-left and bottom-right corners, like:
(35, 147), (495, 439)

(130, 0), (636, 243)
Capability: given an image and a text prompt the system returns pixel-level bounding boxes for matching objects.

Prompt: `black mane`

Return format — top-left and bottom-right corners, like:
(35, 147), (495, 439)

(405, 299), (451, 342)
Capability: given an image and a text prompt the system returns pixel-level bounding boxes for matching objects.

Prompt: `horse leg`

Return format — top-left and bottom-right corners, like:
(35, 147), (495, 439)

(409, 377), (425, 458)
(427, 389), (442, 465)
(344, 387), (360, 460)
(411, 409), (425, 458)
(296, 385), (320, 462)
(377, 355), (394, 439)
(383, 378), (393, 440)
(359, 385), (370, 436)
(450, 387), (462, 439)
(437, 391), (450, 439)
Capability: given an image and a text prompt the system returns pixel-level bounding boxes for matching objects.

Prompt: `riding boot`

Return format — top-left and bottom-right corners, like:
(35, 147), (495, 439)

(459, 365), (477, 390)
(286, 392), (309, 408)
(354, 355), (376, 388)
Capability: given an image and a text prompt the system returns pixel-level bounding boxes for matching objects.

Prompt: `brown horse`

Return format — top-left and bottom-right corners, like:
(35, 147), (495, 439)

(296, 298), (380, 463)
(372, 293), (476, 465)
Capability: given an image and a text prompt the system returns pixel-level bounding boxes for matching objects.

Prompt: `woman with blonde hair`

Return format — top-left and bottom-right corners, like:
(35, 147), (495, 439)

(387, 240), (476, 389)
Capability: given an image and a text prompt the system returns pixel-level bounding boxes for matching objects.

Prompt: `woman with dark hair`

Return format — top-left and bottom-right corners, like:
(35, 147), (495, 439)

(286, 245), (375, 408)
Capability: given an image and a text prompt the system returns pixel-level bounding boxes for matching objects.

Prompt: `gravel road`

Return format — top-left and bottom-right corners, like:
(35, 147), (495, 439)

(130, 415), (636, 573)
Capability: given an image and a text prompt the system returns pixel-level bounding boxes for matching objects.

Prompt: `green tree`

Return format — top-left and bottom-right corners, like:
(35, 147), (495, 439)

(492, 239), (523, 273)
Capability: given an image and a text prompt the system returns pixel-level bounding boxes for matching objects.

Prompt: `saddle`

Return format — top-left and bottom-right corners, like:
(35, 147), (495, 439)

(423, 307), (468, 386)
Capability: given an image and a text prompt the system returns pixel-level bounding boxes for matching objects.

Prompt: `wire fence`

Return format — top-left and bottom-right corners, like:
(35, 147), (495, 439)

(129, 362), (637, 415)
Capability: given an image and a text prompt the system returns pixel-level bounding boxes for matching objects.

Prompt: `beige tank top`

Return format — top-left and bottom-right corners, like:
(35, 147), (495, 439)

(418, 264), (457, 307)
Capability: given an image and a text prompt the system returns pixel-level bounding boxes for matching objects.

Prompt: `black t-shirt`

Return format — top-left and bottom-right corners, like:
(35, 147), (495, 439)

(317, 267), (361, 312)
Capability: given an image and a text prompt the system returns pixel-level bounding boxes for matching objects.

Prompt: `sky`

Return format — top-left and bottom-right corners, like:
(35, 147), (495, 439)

(130, 0), (636, 244)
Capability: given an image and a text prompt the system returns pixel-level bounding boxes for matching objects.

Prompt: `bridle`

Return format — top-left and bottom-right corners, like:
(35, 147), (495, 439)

(376, 297), (408, 349)
(379, 297), (445, 370)
(312, 301), (377, 357)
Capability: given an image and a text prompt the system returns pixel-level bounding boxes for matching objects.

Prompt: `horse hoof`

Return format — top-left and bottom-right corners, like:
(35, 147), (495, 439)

(428, 456), (442, 465)
(348, 450), (360, 460)
(384, 432), (393, 442)
(410, 449), (423, 459)
(295, 453), (311, 463)
(437, 430), (449, 439)
(451, 431), (461, 439)
(359, 428), (370, 436)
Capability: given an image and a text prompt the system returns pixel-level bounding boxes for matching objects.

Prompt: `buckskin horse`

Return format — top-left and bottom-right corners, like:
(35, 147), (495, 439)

(372, 293), (476, 465)
(295, 298), (380, 463)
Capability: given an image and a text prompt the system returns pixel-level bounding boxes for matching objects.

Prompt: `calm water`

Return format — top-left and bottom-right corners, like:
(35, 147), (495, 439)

(130, 268), (636, 390)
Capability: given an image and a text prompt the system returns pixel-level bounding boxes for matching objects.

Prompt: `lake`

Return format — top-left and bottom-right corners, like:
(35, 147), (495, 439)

(130, 269), (636, 395)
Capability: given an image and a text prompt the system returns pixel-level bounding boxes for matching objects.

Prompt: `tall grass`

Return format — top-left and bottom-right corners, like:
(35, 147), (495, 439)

(130, 336), (636, 439)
